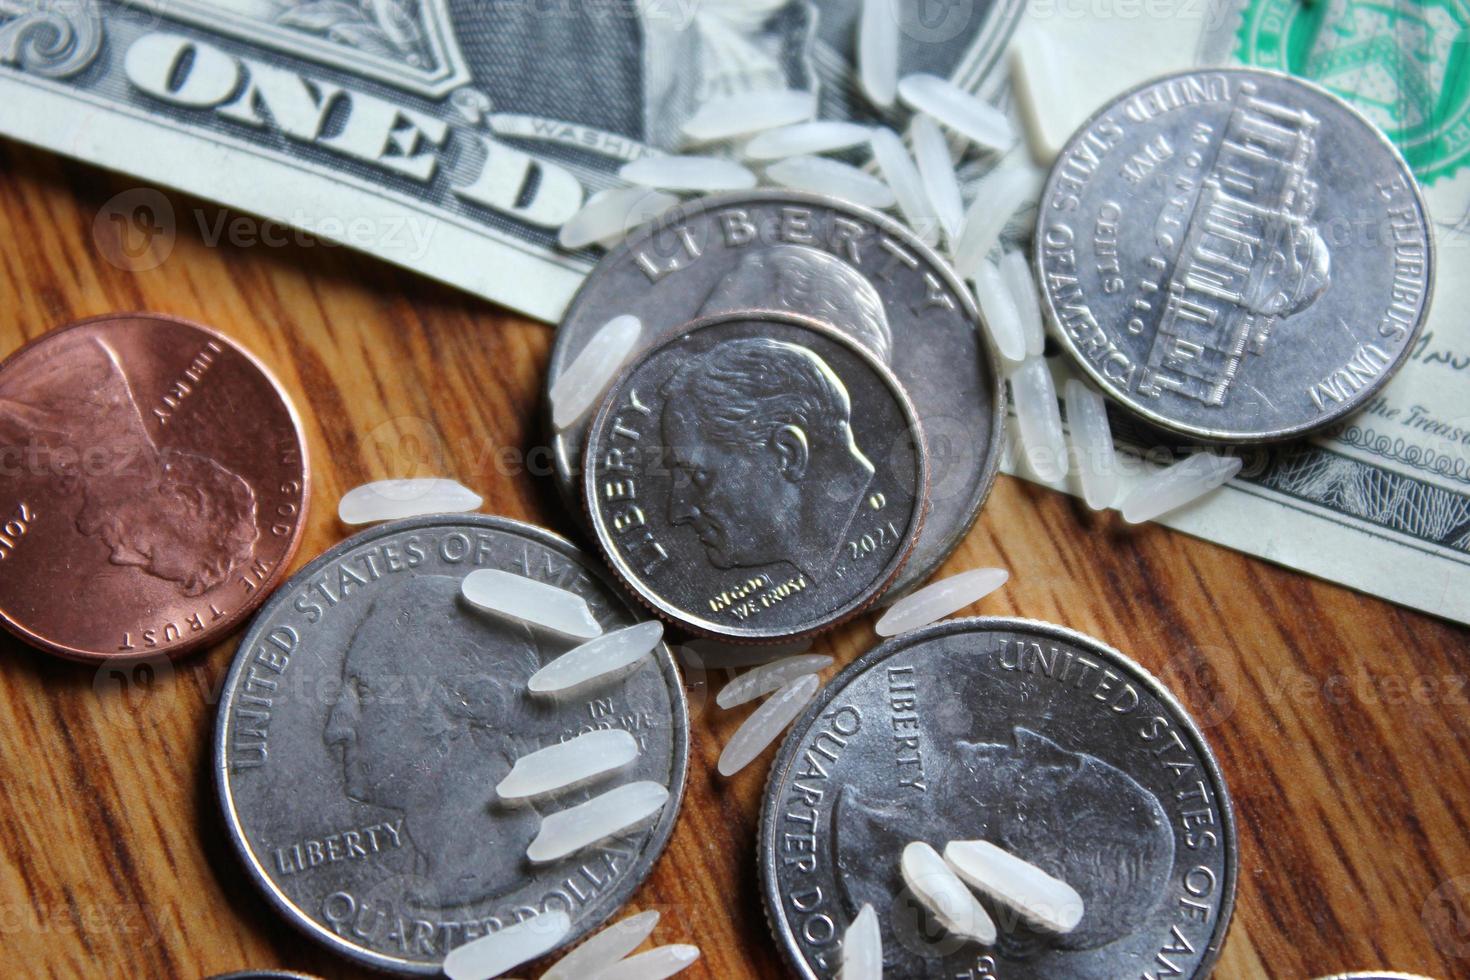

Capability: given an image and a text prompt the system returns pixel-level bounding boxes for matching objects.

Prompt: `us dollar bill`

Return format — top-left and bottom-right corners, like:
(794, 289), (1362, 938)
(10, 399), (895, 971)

(0, 0), (1019, 321)
(996, 0), (1470, 626)
(2, 0), (1465, 624)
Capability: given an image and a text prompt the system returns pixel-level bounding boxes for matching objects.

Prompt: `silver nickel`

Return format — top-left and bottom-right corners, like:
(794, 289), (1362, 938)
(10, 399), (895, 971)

(549, 190), (1003, 598)
(583, 311), (927, 643)
(1036, 68), (1433, 443)
(214, 515), (689, 975)
(760, 617), (1237, 979)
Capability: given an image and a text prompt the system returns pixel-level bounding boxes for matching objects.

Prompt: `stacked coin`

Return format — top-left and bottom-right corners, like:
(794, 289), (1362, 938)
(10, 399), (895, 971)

(553, 191), (1006, 643)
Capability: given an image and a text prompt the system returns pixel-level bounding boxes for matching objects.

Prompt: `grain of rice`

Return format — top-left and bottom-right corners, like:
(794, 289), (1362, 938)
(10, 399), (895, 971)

(539, 910), (660, 980)
(900, 841), (996, 945)
(971, 259), (1027, 364)
(1063, 379), (1119, 511)
(944, 839), (1084, 934)
(744, 121), (873, 161)
(1009, 358), (1068, 484)
(718, 673), (820, 777)
(528, 621), (663, 694)
(716, 654), (834, 709)
(527, 781), (670, 864)
(1010, 24), (1076, 165)
(898, 73), (1014, 153)
(559, 188), (679, 251)
(869, 127), (939, 244)
(951, 165), (1045, 281)
(620, 155), (757, 193)
(859, 0), (899, 108)
(874, 568), (1008, 636)
(338, 479), (481, 525)
(679, 638), (813, 670)
(496, 729), (639, 801)
(549, 314), (642, 430)
(766, 156), (896, 209)
(442, 910), (571, 980)
(461, 569), (603, 640)
(682, 89), (816, 143)
(593, 944), (701, 980)
(999, 250), (1046, 357)
(1119, 452), (1242, 525)
(838, 903), (881, 980)
(912, 115), (965, 244)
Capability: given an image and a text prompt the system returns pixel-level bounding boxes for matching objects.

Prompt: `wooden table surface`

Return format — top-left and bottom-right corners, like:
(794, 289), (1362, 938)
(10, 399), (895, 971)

(2, 140), (1468, 980)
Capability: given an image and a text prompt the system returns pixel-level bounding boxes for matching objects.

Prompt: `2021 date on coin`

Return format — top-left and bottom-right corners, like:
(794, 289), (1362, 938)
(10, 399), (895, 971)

(550, 190), (1002, 601)
(0, 313), (309, 662)
(583, 311), (927, 644)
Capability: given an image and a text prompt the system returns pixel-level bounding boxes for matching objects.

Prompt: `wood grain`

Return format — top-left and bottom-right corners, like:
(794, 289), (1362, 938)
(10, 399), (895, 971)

(1, 140), (1468, 980)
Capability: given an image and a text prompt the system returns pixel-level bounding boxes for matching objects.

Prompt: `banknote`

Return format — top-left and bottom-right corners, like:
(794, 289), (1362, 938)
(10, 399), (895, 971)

(1, 0), (1465, 624)
(994, 0), (1470, 626)
(0, 0), (1019, 321)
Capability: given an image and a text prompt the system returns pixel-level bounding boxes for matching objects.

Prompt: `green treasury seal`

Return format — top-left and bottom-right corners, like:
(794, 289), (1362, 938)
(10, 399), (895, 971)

(1235, 0), (1470, 182)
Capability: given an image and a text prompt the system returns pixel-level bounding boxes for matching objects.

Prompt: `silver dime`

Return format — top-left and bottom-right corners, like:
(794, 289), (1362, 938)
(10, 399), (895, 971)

(548, 189), (1003, 597)
(1036, 68), (1433, 443)
(760, 617), (1237, 979)
(214, 515), (689, 975)
(583, 310), (927, 643)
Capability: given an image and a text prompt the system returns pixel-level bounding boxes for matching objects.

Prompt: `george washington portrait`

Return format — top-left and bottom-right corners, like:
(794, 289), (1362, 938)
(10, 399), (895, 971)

(836, 727), (1176, 968)
(322, 573), (546, 908)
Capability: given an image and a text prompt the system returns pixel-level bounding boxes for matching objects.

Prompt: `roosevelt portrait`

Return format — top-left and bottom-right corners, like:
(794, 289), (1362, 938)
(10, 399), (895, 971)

(0, 336), (257, 596)
(700, 245), (894, 365)
(660, 335), (875, 582)
(323, 574), (544, 908)
(837, 727), (1175, 966)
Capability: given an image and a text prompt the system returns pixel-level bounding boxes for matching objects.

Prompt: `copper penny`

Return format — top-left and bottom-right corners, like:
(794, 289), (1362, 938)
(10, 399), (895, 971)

(0, 313), (310, 662)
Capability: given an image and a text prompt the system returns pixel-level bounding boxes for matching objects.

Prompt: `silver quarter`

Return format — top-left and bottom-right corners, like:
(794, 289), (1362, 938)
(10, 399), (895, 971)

(583, 311), (927, 643)
(214, 515), (689, 975)
(549, 189), (1003, 597)
(1036, 68), (1433, 443)
(760, 617), (1237, 979)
